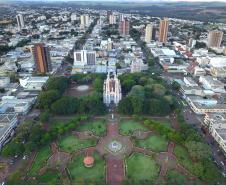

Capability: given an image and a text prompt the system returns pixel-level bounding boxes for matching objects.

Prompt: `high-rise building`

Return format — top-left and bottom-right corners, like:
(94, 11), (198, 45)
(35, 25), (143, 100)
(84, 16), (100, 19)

(207, 30), (223, 48)
(107, 11), (112, 22)
(16, 14), (25, 30)
(74, 50), (96, 66)
(158, 18), (169, 43)
(119, 20), (130, 36)
(119, 14), (124, 22)
(32, 43), (52, 74)
(109, 14), (116, 24)
(145, 24), (153, 43)
(80, 14), (89, 28)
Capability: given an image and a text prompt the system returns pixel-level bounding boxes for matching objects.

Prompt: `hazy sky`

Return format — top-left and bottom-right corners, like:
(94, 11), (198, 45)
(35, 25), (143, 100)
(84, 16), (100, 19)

(3, 0), (226, 2)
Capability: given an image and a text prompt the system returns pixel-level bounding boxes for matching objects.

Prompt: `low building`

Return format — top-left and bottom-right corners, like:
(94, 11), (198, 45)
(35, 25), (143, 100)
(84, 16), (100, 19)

(0, 114), (18, 149)
(183, 77), (198, 87)
(19, 76), (49, 91)
(186, 96), (226, 114)
(199, 76), (225, 93)
(204, 113), (226, 153)
(0, 77), (10, 88)
(0, 96), (35, 115)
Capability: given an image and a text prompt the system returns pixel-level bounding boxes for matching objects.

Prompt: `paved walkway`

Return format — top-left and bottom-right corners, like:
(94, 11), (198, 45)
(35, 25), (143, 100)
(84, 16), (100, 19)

(105, 115), (125, 185)
(106, 157), (125, 185)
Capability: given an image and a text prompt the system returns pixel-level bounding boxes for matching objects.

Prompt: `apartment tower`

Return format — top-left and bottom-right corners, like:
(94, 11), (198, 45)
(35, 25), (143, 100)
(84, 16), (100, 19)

(16, 14), (25, 30)
(158, 18), (169, 43)
(32, 43), (52, 74)
(145, 24), (153, 43)
(207, 30), (223, 48)
(119, 19), (130, 36)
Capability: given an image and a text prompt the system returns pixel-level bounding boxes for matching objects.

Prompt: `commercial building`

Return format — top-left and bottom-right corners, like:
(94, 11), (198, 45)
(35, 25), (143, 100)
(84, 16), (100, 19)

(119, 20), (130, 36)
(158, 18), (169, 43)
(204, 113), (226, 153)
(186, 96), (226, 114)
(145, 24), (153, 43)
(74, 50), (96, 66)
(32, 43), (52, 74)
(207, 30), (223, 48)
(16, 14), (25, 30)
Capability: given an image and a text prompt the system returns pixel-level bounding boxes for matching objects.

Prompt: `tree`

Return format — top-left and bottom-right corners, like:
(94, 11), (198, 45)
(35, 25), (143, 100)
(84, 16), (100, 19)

(40, 111), (49, 122)
(93, 78), (103, 92)
(121, 79), (136, 94)
(45, 76), (69, 95)
(51, 96), (79, 115)
(117, 97), (133, 114)
(37, 90), (60, 109)
(152, 84), (166, 97)
(185, 141), (211, 161)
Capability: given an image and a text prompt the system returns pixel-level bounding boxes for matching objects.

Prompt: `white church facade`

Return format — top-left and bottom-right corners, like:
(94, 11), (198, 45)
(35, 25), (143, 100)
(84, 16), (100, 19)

(103, 73), (122, 106)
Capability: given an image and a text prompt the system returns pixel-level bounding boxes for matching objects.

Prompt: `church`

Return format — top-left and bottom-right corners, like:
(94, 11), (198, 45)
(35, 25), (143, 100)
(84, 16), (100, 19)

(103, 72), (122, 106)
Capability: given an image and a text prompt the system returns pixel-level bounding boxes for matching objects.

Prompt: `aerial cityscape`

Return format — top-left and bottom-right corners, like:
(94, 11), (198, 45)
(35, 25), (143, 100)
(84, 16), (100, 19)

(0, 0), (226, 184)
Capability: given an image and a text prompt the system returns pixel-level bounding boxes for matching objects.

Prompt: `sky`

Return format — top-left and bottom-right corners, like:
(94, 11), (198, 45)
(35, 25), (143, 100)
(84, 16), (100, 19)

(3, 0), (226, 2)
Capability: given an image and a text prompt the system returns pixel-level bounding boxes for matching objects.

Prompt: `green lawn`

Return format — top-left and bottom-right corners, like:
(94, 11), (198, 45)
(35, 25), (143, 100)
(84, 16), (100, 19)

(126, 153), (160, 184)
(68, 152), (105, 183)
(119, 119), (148, 135)
(174, 145), (194, 172)
(37, 169), (62, 184)
(28, 146), (51, 176)
(59, 135), (96, 153)
(77, 119), (107, 136)
(166, 169), (187, 185)
(135, 134), (168, 152)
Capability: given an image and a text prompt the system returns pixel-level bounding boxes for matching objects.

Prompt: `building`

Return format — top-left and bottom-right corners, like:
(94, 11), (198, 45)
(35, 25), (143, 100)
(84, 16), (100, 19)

(188, 38), (196, 48)
(32, 43), (52, 74)
(19, 76), (49, 91)
(158, 18), (169, 43)
(207, 30), (223, 48)
(203, 114), (226, 153)
(100, 38), (113, 50)
(71, 13), (77, 21)
(199, 76), (225, 93)
(145, 24), (153, 43)
(183, 77), (198, 87)
(0, 96), (35, 115)
(16, 14), (25, 30)
(109, 14), (116, 24)
(0, 114), (18, 149)
(186, 95), (226, 114)
(0, 77), (10, 88)
(80, 14), (89, 28)
(107, 11), (112, 22)
(131, 59), (148, 73)
(74, 50), (96, 67)
(119, 13), (124, 22)
(103, 73), (122, 106)
(119, 20), (130, 36)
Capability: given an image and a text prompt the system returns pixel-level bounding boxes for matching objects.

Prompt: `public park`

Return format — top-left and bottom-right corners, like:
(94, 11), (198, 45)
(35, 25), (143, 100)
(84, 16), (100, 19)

(2, 75), (225, 185)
